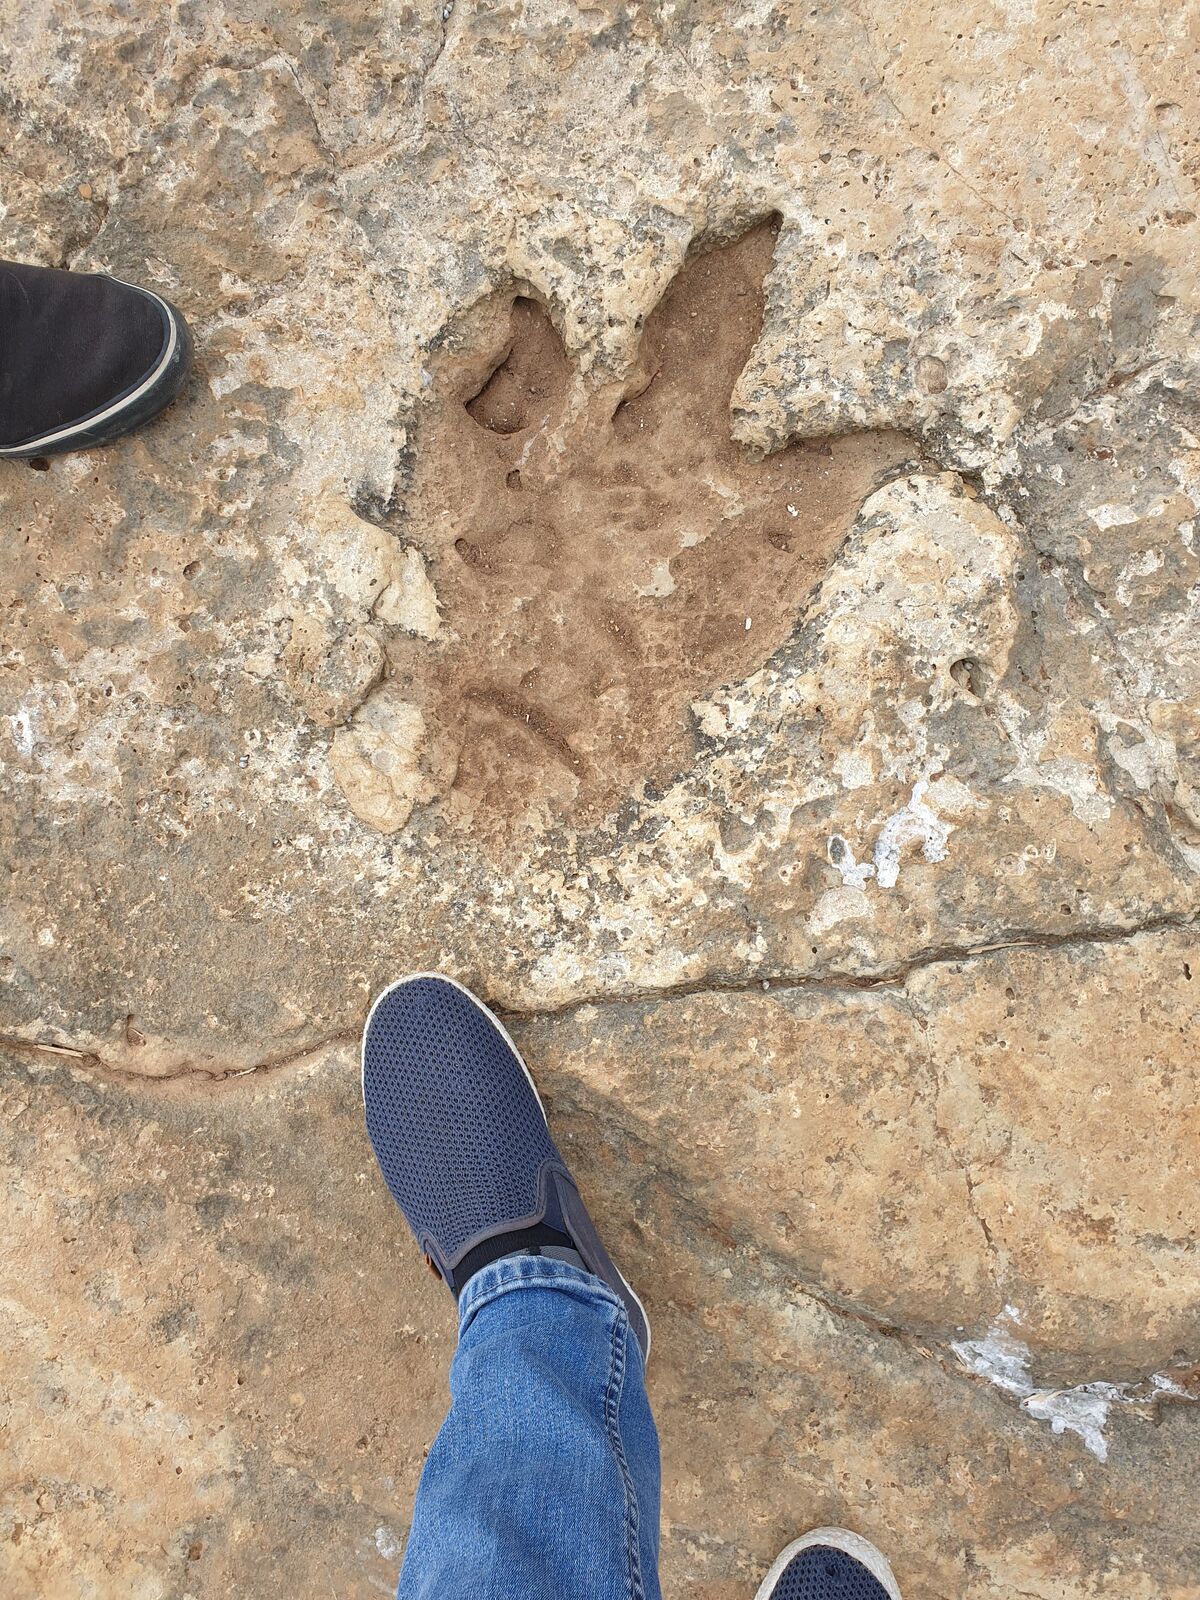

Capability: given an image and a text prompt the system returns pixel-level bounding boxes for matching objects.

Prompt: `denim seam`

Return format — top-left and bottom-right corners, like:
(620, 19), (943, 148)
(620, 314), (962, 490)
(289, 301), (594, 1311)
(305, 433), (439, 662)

(603, 1309), (645, 1600)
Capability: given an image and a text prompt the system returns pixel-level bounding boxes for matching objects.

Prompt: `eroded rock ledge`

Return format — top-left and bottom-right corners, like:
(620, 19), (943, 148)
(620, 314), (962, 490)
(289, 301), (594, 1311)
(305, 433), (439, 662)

(3, 916), (1198, 1599)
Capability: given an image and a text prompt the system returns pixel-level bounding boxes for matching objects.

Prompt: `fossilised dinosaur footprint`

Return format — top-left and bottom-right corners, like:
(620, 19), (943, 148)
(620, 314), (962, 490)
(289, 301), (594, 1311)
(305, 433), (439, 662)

(351, 219), (913, 837)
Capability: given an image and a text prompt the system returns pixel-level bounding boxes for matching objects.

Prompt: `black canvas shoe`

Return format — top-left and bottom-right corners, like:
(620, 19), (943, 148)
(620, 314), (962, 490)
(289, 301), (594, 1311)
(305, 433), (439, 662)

(361, 973), (651, 1358)
(0, 260), (192, 458)
(756, 1529), (901, 1600)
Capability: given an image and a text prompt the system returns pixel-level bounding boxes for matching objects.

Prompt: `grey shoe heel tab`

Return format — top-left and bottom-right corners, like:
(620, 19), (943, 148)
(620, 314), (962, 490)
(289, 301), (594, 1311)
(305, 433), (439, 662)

(553, 1172), (652, 1360)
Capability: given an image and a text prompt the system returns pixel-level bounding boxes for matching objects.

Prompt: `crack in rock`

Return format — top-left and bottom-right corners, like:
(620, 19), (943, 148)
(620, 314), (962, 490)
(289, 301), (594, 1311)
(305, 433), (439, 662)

(3, 910), (1197, 1082)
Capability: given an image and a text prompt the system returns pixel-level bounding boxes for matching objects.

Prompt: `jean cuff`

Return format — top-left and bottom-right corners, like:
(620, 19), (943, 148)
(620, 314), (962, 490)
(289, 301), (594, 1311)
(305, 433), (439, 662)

(457, 1251), (623, 1338)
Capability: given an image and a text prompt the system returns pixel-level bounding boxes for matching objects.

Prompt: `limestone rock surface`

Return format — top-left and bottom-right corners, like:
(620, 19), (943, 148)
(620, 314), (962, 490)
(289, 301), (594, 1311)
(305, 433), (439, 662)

(1, 0), (1198, 1595)
(4, 929), (1199, 1599)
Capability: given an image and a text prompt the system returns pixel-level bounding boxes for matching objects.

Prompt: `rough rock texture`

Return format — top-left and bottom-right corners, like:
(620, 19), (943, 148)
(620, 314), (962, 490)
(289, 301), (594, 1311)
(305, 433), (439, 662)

(1, 0), (1198, 1595)
(4, 934), (1200, 1599)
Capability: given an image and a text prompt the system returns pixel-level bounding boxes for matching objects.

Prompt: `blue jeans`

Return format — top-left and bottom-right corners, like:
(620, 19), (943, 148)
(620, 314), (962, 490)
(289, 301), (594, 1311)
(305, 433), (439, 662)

(397, 1255), (663, 1599)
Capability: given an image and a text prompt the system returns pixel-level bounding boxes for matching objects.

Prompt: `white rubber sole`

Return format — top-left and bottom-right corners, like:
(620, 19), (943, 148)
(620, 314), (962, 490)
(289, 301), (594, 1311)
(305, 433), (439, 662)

(0, 278), (180, 456)
(360, 970), (652, 1359)
(753, 1528), (902, 1600)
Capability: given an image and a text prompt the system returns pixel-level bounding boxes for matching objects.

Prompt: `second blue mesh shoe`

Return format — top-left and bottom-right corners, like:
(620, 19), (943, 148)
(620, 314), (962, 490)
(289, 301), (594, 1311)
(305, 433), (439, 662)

(755, 1529), (901, 1600)
(362, 972), (650, 1358)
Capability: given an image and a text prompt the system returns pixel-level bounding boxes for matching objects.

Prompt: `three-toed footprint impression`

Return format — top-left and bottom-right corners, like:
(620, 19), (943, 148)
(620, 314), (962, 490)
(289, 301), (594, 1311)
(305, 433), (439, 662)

(373, 220), (911, 834)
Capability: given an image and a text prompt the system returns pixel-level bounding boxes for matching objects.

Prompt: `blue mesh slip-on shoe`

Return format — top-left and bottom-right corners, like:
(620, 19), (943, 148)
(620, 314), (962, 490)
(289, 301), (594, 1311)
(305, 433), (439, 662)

(755, 1529), (901, 1600)
(0, 260), (192, 458)
(362, 972), (651, 1358)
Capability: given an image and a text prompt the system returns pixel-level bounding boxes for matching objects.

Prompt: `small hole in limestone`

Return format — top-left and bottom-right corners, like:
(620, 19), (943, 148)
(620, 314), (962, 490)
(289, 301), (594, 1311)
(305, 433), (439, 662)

(455, 537), (487, 570)
(183, 560), (202, 579)
(506, 469), (522, 491)
(28, 456), (51, 471)
(949, 657), (986, 698)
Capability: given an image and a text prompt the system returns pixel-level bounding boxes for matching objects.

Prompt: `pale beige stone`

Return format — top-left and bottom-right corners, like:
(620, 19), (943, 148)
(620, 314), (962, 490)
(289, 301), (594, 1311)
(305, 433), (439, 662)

(329, 686), (449, 832)
(281, 614), (384, 725)
(373, 544), (442, 639)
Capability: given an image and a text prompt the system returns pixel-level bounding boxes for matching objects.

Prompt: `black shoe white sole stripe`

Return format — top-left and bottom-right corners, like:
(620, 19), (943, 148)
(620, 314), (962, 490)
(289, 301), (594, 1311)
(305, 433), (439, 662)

(0, 279), (191, 458)
(360, 971), (652, 1358)
(754, 1528), (902, 1600)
